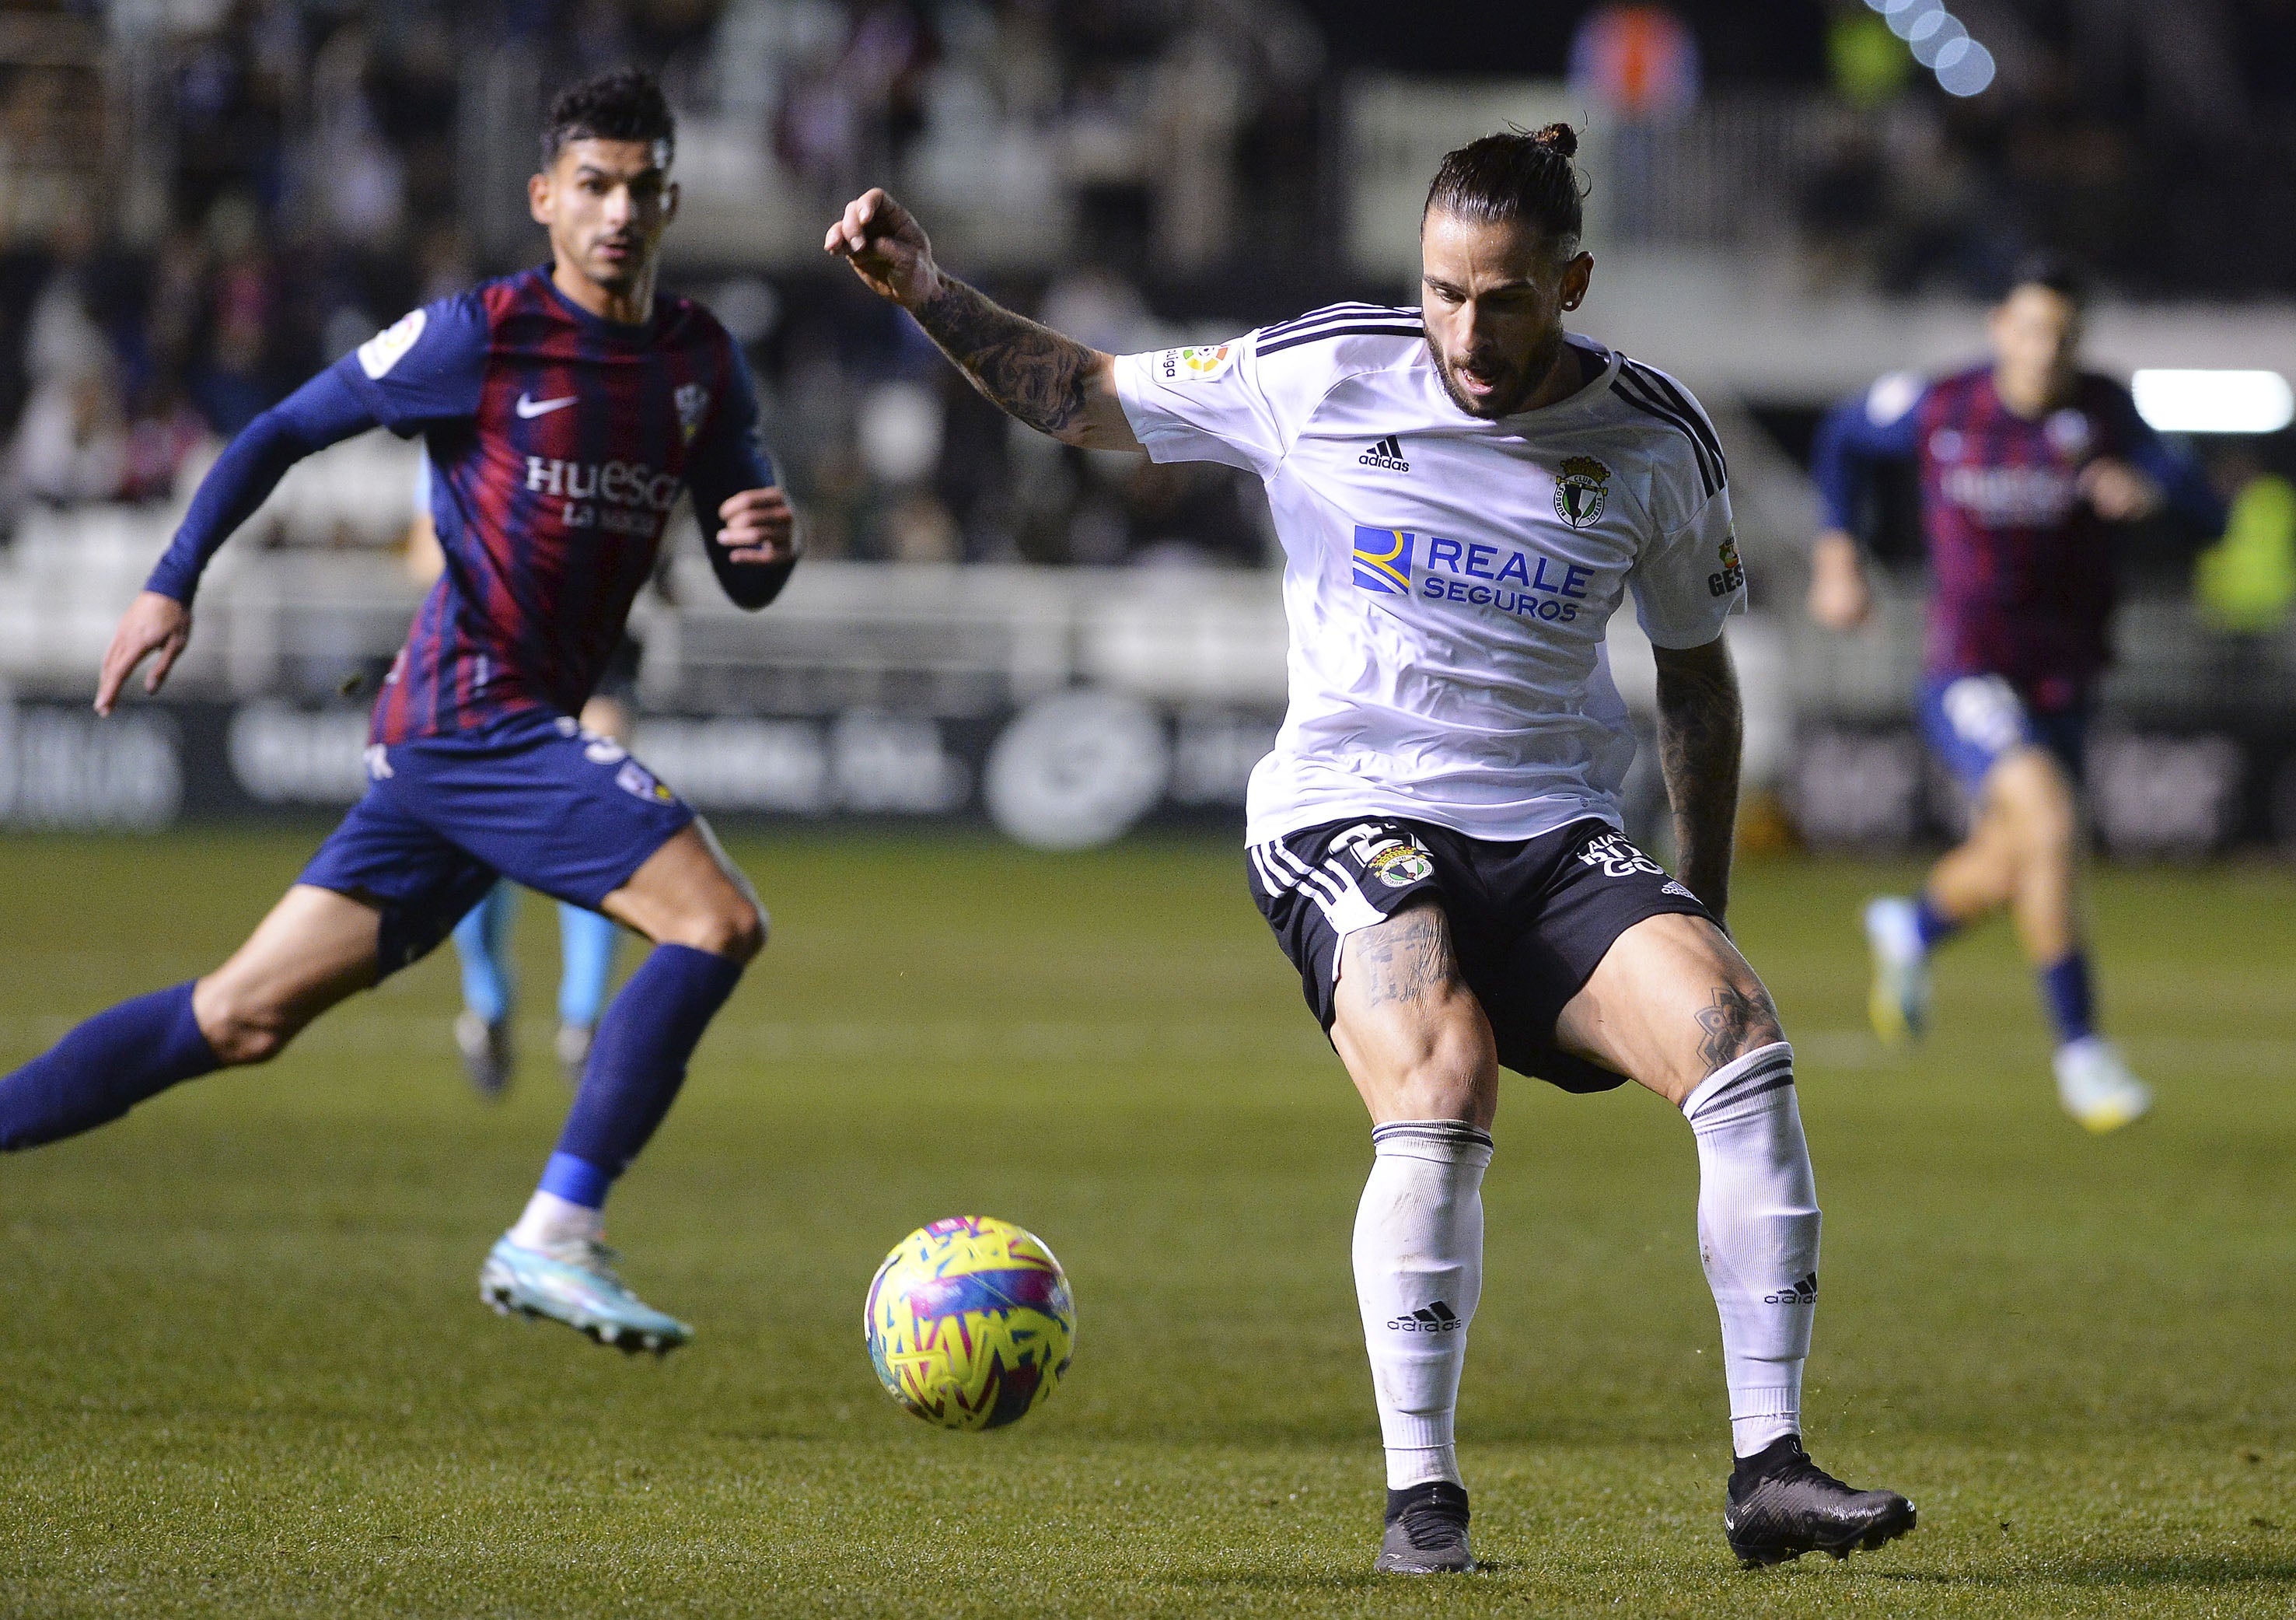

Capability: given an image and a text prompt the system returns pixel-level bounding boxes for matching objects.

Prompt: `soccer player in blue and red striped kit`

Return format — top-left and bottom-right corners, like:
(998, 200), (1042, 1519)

(0, 69), (798, 1352)
(1808, 255), (2223, 1132)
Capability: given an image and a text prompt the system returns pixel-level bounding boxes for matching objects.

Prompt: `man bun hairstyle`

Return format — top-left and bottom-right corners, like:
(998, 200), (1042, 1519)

(542, 67), (676, 168)
(2002, 250), (2092, 310)
(1424, 123), (1588, 249)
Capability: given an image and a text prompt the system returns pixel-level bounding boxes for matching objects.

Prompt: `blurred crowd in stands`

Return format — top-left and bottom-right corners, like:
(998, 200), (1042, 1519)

(0, 0), (2292, 594)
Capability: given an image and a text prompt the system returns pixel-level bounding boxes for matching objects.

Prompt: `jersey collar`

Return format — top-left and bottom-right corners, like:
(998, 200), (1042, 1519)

(535, 264), (661, 344)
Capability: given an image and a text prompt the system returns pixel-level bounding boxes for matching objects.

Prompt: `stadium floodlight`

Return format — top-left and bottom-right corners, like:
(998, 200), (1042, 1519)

(2131, 370), (2296, 434)
(1909, 10), (1967, 67)
(1934, 37), (1997, 96)
(1886, 0), (1941, 40)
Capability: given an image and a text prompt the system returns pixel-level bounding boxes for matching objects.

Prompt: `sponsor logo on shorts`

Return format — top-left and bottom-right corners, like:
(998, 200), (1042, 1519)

(1662, 879), (1697, 900)
(1367, 843), (1434, 888)
(1577, 831), (1665, 879)
(1553, 454), (1611, 529)
(1708, 533), (1745, 598)
(362, 744), (393, 780)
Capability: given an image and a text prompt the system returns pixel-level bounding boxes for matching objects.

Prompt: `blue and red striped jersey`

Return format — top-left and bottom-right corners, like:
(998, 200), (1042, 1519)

(1812, 364), (2224, 710)
(352, 268), (774, 743)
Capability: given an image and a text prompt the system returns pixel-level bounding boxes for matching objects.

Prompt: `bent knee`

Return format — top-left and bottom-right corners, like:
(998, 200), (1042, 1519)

(662, 897), (766, 964)
(190, 985), (299, 1066)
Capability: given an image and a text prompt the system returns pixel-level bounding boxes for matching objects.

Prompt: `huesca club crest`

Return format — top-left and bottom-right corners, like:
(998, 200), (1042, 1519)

(1553, 455), (1611, 529)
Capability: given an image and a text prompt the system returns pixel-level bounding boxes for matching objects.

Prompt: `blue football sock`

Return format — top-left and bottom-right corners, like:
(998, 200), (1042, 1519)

(1912, 893), (1959, 951)
(453, 883), (518, 1027)
(0, 982), (220, 1150)
(556, 903), (620, 1030)
(2039, 952), (2096, 1046)
(541, 943), (744, 1208)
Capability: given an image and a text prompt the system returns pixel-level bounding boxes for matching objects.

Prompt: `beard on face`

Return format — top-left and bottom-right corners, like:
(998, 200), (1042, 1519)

(1434, 320), (1568, 419)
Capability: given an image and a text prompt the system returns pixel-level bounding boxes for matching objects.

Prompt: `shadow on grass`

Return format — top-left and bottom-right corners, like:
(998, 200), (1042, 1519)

(1879, 1555), (2296, 1589)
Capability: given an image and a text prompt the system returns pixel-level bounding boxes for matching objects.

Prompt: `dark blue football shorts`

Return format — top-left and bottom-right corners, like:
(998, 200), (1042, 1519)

(299, 709), (694, 977)
(1917, 673), (2089, 794)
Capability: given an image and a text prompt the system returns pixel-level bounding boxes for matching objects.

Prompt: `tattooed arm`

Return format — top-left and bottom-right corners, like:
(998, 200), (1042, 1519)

(1651, 635), (1743, 924)
(825, 188), (1141, 452)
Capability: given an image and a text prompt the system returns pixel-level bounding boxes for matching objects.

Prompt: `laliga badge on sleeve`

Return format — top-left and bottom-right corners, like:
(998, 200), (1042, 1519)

(358, 309), (428, 380)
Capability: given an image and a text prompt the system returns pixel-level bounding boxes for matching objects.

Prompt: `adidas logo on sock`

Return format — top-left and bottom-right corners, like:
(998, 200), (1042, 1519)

(1358, 434), (1410, 472)
(1387, 1300), (1460, 1332)
(1764, 1272), (1819, 1305)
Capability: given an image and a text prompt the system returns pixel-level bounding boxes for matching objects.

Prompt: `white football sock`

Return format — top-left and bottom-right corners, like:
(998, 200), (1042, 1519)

(1682, 1042), (1819, 1459)
(508, 1189), (603, 1251)
(1353, 1119), (1493, 1490)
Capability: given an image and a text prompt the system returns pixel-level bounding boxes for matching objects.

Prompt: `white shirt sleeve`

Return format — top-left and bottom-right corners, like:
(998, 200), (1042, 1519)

(1628, 486), (1746, 649)
(1113, 336), (1293, 477)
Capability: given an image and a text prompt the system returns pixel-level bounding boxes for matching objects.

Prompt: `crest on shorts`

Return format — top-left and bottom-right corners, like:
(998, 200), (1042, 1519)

(1366, 843), (1434, 888)
(1553, 455), (1610, 529)
(675, 383), (711, 445)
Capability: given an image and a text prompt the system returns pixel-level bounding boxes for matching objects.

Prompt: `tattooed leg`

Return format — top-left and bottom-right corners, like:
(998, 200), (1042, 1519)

(1554, 912), (1784, 1105)
(1330, 901), (1499, 1129)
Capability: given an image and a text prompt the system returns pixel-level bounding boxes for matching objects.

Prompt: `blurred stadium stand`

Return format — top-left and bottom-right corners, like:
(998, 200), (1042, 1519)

(1, 0), (2292, 850)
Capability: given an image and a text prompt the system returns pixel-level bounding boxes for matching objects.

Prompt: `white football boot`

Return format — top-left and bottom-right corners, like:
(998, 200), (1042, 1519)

(2053, 1036), (2153, 1134)
(1862, 897), (1931, 1044)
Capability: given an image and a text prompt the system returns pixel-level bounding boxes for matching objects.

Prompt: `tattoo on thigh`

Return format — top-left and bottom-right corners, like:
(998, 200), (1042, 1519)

(1351, 905), (1459, 1010)
(1694, 983), (1781, 1071)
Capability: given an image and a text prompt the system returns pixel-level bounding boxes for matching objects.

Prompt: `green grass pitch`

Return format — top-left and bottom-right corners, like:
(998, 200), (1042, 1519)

(0, 828), (2291, 1618)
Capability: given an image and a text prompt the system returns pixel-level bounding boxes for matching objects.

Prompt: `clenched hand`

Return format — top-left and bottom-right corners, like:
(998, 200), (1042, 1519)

(717, 486), (802, 566)
(824, 188), (939, 310)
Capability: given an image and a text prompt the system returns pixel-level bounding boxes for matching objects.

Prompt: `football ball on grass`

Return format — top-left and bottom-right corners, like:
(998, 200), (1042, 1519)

(865, 1216), (1076, 1429)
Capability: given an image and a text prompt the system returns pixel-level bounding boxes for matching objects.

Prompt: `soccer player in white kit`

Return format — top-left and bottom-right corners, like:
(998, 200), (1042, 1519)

(828, 124), (1915, 1573)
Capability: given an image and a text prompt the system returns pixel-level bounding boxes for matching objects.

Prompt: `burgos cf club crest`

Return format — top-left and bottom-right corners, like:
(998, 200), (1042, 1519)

(1553, 455), (1611, 529)
(1351, 526), (1414, 593)
(674, 383), (711, 444)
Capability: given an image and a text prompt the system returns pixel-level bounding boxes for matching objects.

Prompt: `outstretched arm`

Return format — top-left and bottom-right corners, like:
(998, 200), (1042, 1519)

(99, 365), (379, 713)
(1651, 635), (1743, 925)
(826, 188), (1139, 452)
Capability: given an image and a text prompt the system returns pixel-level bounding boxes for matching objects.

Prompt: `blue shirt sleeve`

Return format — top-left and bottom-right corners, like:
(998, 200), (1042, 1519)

(684, 345), (795, 611)
(338, 294), (490, 436)
(143, 295), (488, 604)
(2102, 382), (2228, 538)
(1810, 373), (1927, 537)
(143, 362), (379, 603)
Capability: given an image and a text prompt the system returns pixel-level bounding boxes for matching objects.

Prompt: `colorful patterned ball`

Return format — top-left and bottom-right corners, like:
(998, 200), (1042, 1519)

(865, 1216), (1076, 1430)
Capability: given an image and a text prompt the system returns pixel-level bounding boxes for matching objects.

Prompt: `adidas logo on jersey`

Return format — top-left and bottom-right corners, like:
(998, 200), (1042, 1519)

(1387, 1300), (1460, 1333)
(1764, 1272), (1819, 1305)
(1358, 435), (1410, 472)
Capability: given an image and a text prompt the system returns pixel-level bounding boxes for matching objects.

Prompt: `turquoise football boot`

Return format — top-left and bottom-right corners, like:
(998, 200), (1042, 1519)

(479, 1234), (693, 1355)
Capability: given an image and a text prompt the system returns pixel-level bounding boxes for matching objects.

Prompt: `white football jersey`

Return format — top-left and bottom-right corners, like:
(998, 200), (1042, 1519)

(1113, 307), (1746, 845)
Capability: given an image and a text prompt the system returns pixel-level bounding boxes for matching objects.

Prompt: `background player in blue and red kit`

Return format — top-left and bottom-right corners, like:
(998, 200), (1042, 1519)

(0, 69), (799, 1352)
(1807, 255), (2224, 1133)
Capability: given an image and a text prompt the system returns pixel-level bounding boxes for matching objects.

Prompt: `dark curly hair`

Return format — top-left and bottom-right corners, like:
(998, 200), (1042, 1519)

(1424, 124), (1588, 250)
(541, 67), (676, 168)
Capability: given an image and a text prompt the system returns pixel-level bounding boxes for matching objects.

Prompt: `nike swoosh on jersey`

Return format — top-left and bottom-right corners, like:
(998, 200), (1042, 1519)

(515, 393), (579, 418)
